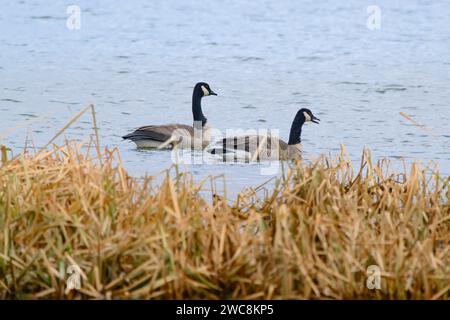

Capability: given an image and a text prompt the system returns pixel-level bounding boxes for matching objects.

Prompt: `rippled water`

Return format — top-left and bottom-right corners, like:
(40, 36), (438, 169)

(1, 0), (450, 194)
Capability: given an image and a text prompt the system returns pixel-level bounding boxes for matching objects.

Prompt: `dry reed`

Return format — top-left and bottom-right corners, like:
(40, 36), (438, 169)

(0, 140), (449, 299)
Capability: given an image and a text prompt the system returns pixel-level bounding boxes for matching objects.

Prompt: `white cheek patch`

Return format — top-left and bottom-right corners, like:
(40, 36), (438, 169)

(201, 85), (209, 96)
(303, 112), (312, 122)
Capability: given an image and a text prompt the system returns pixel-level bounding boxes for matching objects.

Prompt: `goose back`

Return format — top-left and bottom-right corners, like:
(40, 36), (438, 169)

(122, 124), (193, 143)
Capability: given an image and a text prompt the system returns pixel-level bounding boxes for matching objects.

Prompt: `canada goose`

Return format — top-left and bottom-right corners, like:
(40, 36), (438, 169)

(122, 82), (217, 149)
(208, 108), (319, 161)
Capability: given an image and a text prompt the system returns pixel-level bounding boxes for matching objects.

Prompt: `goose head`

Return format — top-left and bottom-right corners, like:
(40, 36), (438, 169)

(300, 108), (320, 124)
(194, 82), (217, 97)
(288, 108), (320, 145)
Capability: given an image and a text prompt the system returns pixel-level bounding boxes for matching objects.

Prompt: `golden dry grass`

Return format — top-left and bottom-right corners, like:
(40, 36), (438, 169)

(0, 140), (449, 299)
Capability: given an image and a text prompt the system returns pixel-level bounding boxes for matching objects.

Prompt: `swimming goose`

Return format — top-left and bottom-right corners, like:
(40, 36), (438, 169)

(122, 82), (217, 149)
(208, 108), (319, 161)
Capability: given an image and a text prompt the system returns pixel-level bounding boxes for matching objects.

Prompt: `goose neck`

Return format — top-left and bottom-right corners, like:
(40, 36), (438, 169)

(287, 114), (305, 145)
(192, 91), (207, 126)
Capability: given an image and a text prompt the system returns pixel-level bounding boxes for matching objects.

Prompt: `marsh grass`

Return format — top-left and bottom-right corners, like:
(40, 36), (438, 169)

(0, 140), (448, 299)
(0, 105), (449, 299)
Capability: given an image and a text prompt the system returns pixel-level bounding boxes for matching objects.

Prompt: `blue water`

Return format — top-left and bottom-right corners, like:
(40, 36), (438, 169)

(1, 0), (450, 194)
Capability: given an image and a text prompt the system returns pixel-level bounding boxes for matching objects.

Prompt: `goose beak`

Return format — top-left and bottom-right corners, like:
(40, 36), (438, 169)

(209, 90), (218, 96)
(311, 116), (320, 124)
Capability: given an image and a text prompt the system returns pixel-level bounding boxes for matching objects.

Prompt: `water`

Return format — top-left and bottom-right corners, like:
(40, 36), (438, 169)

(1, 0), (450, 194)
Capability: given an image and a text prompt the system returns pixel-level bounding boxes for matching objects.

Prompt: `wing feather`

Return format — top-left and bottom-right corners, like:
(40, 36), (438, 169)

(210, 135), (288, 159)
(122, 124), (193, 142)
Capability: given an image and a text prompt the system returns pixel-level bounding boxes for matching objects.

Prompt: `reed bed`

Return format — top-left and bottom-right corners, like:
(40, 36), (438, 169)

(0, 141), (448, 300)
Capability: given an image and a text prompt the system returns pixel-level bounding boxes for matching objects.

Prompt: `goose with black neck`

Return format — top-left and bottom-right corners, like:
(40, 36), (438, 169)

(208, 108), (320, 161)
(122, 82), (217, 149)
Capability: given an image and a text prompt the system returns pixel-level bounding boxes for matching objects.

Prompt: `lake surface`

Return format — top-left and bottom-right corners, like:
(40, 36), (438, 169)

(1, 0), (450, 195)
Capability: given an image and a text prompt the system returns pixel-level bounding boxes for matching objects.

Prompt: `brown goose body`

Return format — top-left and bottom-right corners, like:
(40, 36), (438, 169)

(122, 124), (210, 149)
(209, 134), (301, 161)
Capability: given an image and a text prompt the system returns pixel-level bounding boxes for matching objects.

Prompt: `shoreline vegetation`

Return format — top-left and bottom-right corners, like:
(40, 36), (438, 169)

(0, 106), (449, 299)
